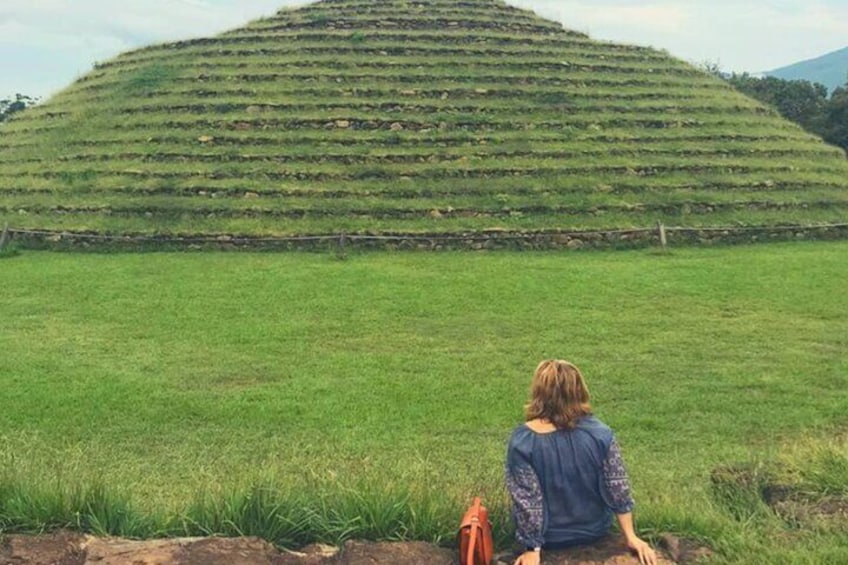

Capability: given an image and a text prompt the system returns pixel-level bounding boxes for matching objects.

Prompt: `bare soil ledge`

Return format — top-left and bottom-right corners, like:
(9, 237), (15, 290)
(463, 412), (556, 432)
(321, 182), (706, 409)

(0, 532), (713, 564)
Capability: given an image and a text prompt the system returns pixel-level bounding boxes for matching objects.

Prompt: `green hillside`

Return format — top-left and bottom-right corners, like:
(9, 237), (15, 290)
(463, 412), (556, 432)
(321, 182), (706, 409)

(2, 0), (848, 240)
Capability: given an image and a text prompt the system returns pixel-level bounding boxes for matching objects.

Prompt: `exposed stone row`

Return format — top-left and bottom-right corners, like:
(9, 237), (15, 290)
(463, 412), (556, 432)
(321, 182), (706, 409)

(10, 225), (848, 252)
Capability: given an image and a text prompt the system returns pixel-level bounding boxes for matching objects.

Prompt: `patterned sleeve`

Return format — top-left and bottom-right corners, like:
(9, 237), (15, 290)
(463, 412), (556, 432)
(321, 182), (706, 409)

(505, 440), (545, 548)
(601, 437), (635, 514)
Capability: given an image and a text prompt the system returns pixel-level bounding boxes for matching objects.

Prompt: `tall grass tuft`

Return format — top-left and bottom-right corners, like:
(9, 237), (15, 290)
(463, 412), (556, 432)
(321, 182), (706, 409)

(176, 482), (485, 547)
(709, 463), (773, 523)
(179, 484), (312, 546)
(0, 479), (152, 537)
(0, 477), (517, 550)
(0, 245), (20, 259)
(790, 439), (848, 496)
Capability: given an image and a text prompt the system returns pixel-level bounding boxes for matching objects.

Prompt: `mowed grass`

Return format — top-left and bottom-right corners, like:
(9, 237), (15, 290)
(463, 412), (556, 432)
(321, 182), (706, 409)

(1, 242), (847, 562)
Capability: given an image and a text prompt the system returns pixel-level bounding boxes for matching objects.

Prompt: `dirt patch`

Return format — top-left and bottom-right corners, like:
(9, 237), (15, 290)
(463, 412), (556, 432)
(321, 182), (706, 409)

(711, 463), (848, 531)
(770, 496), (848, 529)
(341, 540), (454, 564)
(0, 532), (712, 565)
(656, 534), (715, 564)
(495, 534), (712, 564)
(276, 543), (340, 565)
(83, 536), (203, 564)
(0, 530), (85, 565)
(763, 484), (848, 530)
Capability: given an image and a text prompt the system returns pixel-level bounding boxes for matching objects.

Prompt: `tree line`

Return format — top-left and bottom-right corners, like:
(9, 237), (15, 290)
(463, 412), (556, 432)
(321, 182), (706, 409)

(0, 94), (38, 123)
(724, 74), (847, 153)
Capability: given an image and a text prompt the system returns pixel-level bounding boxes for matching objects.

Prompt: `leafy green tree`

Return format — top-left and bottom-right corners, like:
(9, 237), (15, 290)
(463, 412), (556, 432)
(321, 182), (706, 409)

(0, 94), (38, 123)
(723, 74), (847, 153)
(820, 84), (848, 152)
(727, 74), (828, 132)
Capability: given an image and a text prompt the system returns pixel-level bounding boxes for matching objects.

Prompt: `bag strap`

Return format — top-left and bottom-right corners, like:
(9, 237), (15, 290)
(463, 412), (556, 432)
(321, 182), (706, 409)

(466, 498), (481, 565)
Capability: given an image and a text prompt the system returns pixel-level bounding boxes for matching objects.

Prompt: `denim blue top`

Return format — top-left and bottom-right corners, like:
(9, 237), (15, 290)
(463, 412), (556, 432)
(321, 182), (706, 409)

(505, 415), (634, 549)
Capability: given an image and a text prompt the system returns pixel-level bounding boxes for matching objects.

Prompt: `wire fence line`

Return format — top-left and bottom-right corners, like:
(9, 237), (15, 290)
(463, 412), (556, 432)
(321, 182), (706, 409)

(3, 222), (848, 252)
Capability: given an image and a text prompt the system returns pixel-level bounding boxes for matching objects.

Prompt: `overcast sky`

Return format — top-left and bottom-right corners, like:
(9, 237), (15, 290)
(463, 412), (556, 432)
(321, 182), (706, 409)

(1, 0), (847, 101)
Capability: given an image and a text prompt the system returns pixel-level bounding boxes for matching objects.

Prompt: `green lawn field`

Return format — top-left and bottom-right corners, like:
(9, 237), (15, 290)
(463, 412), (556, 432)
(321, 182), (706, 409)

(1, 243), (847, 563)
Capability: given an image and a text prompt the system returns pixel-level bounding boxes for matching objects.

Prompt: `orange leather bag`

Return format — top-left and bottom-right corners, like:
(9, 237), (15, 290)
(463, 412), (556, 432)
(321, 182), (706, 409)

(458, 497), (494, 565)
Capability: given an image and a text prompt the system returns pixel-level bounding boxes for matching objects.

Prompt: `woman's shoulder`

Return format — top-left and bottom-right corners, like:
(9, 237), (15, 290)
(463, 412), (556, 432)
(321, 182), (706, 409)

(507, 423), (536, 448)
(509, 422), (534, 439)
(507, 423), (537, 462)
(576, 415), (614, 440)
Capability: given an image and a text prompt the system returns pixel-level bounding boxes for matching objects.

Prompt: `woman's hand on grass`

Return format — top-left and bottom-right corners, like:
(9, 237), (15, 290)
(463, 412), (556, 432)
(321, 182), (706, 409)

(513, 550), (541, 565)
(626, 536), (658, 565)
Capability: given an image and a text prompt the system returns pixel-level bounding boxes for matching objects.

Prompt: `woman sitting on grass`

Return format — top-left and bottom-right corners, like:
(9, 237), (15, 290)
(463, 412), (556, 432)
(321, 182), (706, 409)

(506, 359), (657, 565)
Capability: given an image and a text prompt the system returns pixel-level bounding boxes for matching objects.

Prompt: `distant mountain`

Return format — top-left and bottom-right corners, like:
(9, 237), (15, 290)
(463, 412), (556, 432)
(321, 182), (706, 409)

(767, 47), (848, 93)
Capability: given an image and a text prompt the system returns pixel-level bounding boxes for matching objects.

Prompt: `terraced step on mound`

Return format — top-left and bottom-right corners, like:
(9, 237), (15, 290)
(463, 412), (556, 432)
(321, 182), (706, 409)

(2, 0), (847, 240)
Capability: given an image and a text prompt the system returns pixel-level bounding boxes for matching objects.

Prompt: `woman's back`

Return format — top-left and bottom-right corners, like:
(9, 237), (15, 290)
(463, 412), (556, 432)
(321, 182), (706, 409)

(506, 359), (657, 565)
(507, 416), (621, 545)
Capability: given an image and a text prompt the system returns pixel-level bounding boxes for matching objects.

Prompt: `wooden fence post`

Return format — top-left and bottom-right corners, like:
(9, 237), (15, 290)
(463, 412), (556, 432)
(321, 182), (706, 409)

(337, 231), (347, 259)
(657, 221), (667, 249)
(0, 223), (9, 251)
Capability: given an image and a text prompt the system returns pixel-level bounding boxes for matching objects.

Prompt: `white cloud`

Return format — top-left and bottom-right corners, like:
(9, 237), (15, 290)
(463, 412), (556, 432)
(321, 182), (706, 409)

(507, 0), (848, 73)
(509, 1), (689, 34)
(1, 0), (847, 99)
(0, 19), (128, 52)
(0, 0), (300, 98)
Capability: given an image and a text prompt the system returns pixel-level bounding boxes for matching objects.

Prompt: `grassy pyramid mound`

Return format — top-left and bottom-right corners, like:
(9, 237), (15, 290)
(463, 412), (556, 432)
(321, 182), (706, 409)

(2, 0), (847, 238)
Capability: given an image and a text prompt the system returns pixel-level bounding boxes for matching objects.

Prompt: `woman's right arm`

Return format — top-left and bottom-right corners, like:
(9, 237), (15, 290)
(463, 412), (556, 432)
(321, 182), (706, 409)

(505, 434), (545, 556)
(615, 512), (657, 565)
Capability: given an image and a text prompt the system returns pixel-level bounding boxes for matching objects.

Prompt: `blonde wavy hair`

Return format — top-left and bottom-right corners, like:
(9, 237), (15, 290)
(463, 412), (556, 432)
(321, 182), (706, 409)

(524, 359), (592, 429)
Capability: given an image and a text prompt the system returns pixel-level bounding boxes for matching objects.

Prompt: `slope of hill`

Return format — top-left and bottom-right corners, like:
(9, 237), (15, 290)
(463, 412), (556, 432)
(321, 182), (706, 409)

(767, 46), (848, 93)
(1, 0), (847, 240)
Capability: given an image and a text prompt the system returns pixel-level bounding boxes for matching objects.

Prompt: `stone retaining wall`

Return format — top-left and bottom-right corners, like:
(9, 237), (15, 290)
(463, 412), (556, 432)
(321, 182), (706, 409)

(5, 224), (848, 252)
